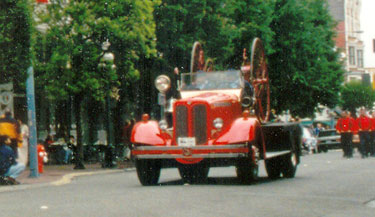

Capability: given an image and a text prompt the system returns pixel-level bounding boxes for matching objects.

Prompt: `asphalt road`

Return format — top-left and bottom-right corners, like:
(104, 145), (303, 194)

(1, 151), (375, 217)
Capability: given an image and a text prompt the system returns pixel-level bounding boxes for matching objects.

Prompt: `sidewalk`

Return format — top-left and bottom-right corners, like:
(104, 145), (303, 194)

(1, 161), (134, 190)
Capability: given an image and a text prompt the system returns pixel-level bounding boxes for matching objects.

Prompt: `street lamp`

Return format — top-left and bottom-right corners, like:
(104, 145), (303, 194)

(98, 40), (116, 168)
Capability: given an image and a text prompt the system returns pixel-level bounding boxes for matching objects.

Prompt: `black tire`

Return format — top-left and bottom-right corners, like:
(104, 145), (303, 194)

(135, 159), (161, 186)
(236, 158), (259, 184)
(265, 158), (281, 179)
(281, 152), (298, 178)
(318, 145), (328, 153)
(178, 163), (209, 184)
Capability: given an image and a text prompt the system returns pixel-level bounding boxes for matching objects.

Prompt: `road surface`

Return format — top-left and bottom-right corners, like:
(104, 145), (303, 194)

(1, 151), (375, 217)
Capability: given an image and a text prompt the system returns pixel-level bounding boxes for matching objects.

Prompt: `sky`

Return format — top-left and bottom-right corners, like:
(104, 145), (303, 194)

(361, 0), (375, 68)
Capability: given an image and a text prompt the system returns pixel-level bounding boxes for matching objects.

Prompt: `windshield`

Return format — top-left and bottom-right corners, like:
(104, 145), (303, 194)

(180, 70), (243, 91)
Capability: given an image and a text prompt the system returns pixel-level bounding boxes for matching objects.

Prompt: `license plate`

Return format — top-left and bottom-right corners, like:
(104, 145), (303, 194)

(178, 137), (196, 147)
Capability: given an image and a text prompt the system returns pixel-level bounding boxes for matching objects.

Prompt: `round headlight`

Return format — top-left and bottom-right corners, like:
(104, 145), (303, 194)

(155, 75), (171, 93)
(213, 118), (224, 130)
(159, 120), (168, 131)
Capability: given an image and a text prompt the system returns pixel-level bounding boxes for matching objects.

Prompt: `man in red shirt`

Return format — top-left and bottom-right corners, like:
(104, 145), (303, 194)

(370, 111), (375, 157)
(336, 111), (355, 158)
(356, 108), (371, 158)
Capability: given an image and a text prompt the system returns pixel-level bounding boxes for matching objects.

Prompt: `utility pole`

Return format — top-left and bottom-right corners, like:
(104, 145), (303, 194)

(26, 66), (39, 178)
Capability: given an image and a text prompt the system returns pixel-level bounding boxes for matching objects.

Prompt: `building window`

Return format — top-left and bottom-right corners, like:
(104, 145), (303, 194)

(373, 39), (375, 53)
(357, 50), (363, 68)
(349, 46), (356, 65)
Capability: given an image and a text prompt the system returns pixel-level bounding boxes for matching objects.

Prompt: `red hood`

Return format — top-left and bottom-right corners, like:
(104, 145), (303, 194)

(178, 92), (239, 104)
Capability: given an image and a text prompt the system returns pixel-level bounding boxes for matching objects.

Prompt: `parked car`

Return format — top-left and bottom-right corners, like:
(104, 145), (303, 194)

(302, 127), (318, 154)
(316, 129), (341, 152)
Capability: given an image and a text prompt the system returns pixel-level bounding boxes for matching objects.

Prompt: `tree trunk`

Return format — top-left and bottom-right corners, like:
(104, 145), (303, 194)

(74, 93), (85, 169)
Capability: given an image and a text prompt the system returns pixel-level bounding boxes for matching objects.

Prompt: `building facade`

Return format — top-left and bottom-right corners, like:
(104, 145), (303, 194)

(360, 0), (375, 88)
(327, 0), (366, 83)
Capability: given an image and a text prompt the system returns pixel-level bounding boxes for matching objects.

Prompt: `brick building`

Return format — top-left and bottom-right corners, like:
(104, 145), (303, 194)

(327, 0), (366, 83)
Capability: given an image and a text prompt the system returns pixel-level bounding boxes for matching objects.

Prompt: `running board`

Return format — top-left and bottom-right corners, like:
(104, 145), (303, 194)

(265, 150), (291, 159)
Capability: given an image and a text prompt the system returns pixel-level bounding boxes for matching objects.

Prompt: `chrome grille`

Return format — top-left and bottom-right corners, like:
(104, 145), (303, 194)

(176, 105), (188, 138)
(193, 104), (207, 145)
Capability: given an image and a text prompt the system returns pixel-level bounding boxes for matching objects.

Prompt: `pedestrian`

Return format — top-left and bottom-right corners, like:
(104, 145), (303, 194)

(17, 120), (29, 166)
(0, 109), (22, 157)
(370, 111), (375, 157)
(0, 136), (25, 185)
(356, 108), (371, 158)
(67, 136), (76, 163)
(336, 111), (355, 158)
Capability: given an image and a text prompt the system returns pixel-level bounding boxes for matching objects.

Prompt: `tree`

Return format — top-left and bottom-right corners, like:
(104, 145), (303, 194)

(268, 0), (344, 117)
(222, 0), (275, 68)
(154, 0), (231, 71)
(340, 81), (375, 114)
(34, 0), (159, 168)
(0, 0), (32, 90)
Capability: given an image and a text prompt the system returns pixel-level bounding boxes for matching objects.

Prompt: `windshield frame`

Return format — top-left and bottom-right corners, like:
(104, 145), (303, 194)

(179, 70), (243, 91)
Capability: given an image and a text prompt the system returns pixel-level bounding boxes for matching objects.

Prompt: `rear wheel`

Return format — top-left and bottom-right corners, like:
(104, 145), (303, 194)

(178, 163), (209, 184)
(135, 159), (161, 186)
(281, 152), (298, 178)
(265, 158), (282, 179)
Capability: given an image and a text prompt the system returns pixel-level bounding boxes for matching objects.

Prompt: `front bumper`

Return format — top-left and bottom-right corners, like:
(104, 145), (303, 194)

(131, 144), (249, 159)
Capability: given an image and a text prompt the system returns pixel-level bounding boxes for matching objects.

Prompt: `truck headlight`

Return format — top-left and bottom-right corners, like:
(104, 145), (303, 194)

(213, 118), (223, 130)
(159, 120), (168, 131)
(155, 75), (171, 93)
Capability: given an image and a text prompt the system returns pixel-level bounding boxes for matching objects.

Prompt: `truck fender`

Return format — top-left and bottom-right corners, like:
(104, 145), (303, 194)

(214, 117), (261, 145)
(131, 120), (169, 146)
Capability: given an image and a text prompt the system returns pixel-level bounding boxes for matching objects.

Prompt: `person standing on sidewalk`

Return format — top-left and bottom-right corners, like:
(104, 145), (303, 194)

(356, 108), (372, 158)
(336, 111), (355, 158)
(370, 111), (375, 157)
(17, 120), (29, 166)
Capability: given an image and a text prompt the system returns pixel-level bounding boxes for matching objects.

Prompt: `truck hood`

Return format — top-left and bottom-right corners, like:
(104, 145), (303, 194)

(178, 92), (239, 104)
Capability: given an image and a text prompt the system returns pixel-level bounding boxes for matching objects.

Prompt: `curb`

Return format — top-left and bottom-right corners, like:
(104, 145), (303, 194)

(51, 169), (123, 186)
(0, 169), (123, 193)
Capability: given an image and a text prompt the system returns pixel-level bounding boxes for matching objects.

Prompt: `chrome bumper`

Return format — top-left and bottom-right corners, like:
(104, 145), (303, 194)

(132, 144), (249, 159)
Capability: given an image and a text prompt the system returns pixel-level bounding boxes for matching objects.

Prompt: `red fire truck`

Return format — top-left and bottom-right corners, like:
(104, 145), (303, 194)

(131, 38), (302, 185)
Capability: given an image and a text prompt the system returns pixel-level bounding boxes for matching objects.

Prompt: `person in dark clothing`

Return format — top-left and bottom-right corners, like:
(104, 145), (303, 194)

(336, 111), (355, 158)
(356, 108), (371, 158)
(0, 137), (25, 185)
(370, 111), (375, 157)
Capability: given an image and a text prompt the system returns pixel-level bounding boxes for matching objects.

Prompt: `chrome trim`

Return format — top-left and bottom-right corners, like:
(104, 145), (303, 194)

(134, 153), (247, 159)
(265, 150), (291, 159)
(134, 144), (247, 151)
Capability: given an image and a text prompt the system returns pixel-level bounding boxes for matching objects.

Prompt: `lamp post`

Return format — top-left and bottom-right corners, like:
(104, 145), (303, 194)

(98, 40), (116, 168)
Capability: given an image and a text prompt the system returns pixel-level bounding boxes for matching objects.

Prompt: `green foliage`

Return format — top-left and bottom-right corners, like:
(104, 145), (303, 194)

(222, 0), (275, 67)
(34, 0), (159, 101)
(0, 0), (32, 89)
(154, 0), (231, 71)
(340, 81), (375, 113)
(268, 0), (344, 117)
(29, 0), (345, 120)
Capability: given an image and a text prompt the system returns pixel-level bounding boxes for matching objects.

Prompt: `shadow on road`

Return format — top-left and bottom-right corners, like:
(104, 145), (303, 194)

(159, 176), (285, 186)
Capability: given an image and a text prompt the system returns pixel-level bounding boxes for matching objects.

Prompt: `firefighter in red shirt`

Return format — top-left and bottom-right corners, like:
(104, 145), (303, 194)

(370, 111), (375, 157)
(336, 111), (355, 158)
(356, 108), (371, 158)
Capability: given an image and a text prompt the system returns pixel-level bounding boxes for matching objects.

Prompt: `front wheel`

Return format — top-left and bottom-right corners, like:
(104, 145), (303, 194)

(135, 159), (161, 186)
(281, 152), (298, 178)
(236, 158), (259, 183)
(178, 163), (209, 184)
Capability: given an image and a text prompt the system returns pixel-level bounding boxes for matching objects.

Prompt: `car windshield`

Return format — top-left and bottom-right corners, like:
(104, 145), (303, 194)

(180, 70), (243, 91)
